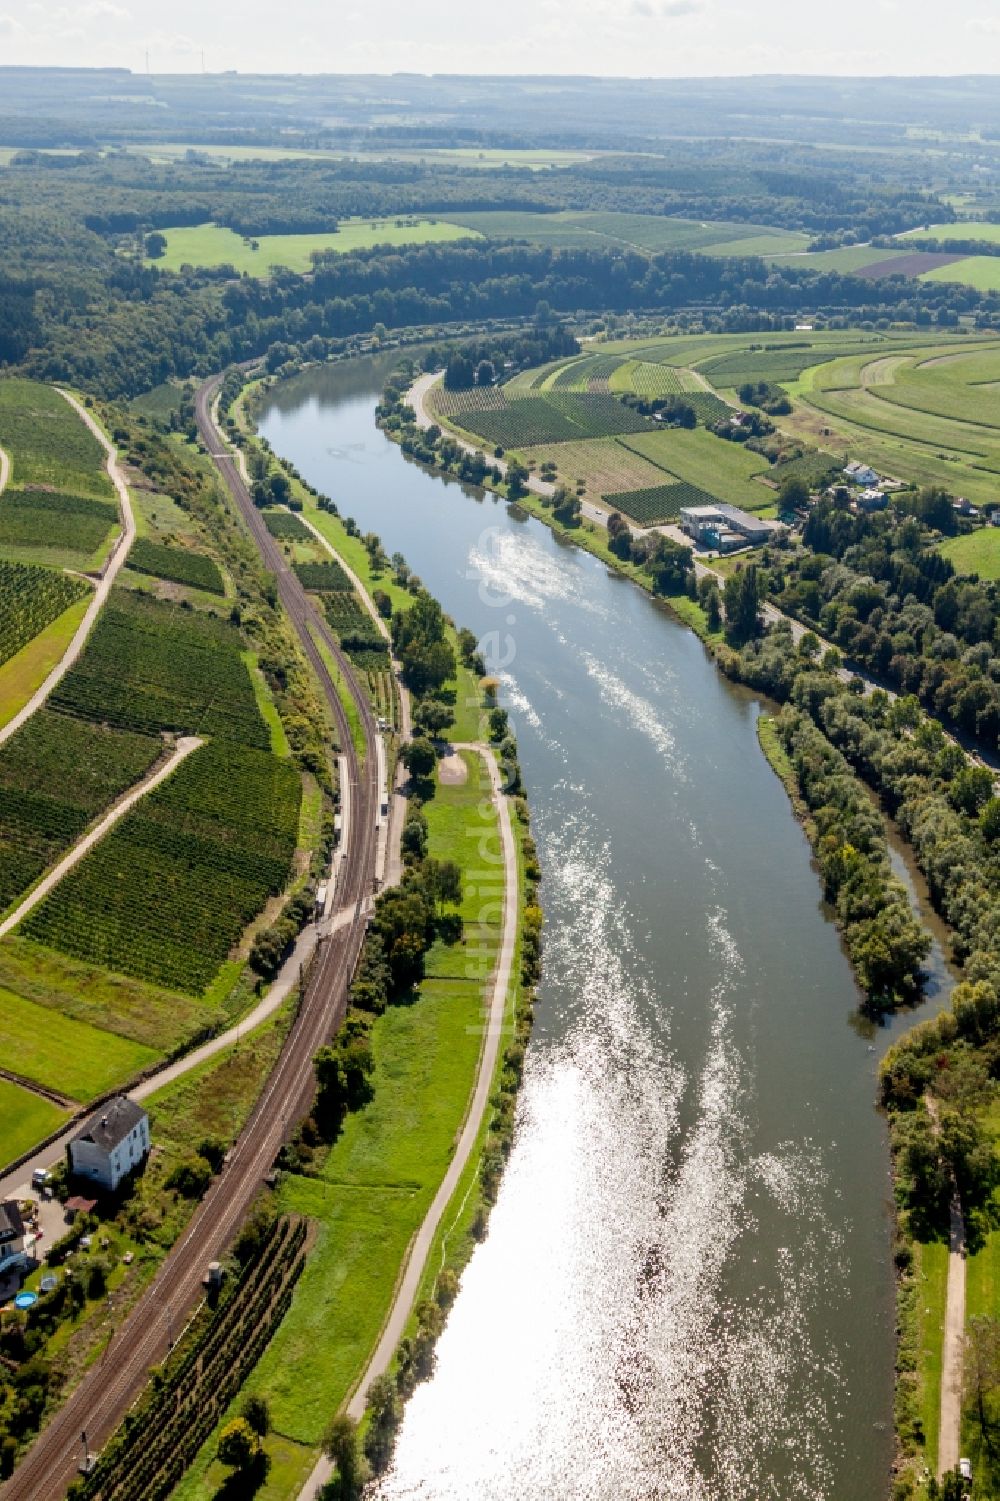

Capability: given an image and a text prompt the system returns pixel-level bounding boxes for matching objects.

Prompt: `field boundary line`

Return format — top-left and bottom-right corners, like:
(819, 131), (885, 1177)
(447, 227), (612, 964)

(0, 390), (136, 748)
(0, 735), (203, 941)
(298, 742), (518, 1499)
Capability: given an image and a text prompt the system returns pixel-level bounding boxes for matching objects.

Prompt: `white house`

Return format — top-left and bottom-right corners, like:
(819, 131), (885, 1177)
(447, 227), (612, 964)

(844, 461), (878, 487)
(0, 1201), (27, 1279)
(68, 1097), (150, 1193)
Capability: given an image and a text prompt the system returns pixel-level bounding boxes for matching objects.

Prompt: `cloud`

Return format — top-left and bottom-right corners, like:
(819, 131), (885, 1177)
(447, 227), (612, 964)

(969, 13), (1000, 31)
(631, 0), (703, 14)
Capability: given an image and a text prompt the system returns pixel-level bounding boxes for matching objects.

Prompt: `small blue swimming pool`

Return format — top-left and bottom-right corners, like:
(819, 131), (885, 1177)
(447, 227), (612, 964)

(13, 1292), (36, 1310)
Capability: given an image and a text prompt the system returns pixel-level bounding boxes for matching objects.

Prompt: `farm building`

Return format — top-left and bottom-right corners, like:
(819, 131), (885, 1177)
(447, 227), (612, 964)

(0, 1201), (27, 1279)
(680, 503), (775, 552)
(844, 461), (879, 487)
(68, 1097), (150, 1193)
(953, 497), (980, 517)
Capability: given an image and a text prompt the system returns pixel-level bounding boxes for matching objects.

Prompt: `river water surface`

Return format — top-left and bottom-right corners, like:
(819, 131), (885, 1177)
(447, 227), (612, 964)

(260, 356), (946, 1501)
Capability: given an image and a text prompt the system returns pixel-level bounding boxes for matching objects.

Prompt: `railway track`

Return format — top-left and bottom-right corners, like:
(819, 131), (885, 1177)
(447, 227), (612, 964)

(2, 374), (379, 1501)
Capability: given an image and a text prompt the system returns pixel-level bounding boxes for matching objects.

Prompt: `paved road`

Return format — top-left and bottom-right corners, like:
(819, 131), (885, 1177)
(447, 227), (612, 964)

(938, 1193), (968, 1479)
(1, 379), (380, 1501)
(0, 392), (135, 750)
(299, 741), (518, 1499)
(0, 736), (202, 942)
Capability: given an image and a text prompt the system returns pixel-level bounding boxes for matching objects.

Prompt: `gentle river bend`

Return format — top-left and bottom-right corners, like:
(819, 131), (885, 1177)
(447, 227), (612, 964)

(260, 355), (946, 1501)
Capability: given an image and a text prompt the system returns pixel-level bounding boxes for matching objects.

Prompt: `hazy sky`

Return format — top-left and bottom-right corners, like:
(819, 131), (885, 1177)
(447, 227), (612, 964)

(2, 0), (999, 77)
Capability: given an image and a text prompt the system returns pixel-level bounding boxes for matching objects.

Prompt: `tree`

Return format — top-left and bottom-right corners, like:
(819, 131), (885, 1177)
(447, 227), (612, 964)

(551, 486), (581, 525)
(165, 1155), (212, 1199)
(778, 476), (810, 511)
(981, 798), (1000, 843)
(965, 1314), (1000, 1436)
(269, 470), (291, 505)
(217, 1418), (262, 1472)
(724, 565), (761, 644)
(401, 736), (435, 779)
(143, 231), (167, 259)
(506, 460), (529, 501)
(241, 1394), (271, 1437)
(413, 698), (454, 735)
(323, 1413), (367, 1499)
(363, 1373), (399, 1471)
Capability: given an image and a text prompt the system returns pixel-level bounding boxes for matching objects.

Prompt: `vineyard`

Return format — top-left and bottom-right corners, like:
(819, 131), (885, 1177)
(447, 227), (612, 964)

(520, 437), (668, 499)
(72, 1216), (309, 1501)
(452, 392), (657, 448)
(428, 383), (507, 419)
(23, 739), (302, 994)
(611, 360), (687, 398)
(771, 450), (843, 488)
(0, 709), (160, 911)
(262, 508), (311, 540)
(0, 489), (119, 556)
(550, 353), (626, 390)
(0, 379), (112, 499)
(0, 562), (87, 668)
(126, 539), (225, 595)
(51, 591), (270, 748)
(607, 482), (717, 526)
(292, 559), (352, 592)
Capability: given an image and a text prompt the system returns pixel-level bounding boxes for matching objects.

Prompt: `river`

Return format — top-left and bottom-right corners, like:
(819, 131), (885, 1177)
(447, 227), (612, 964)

(259, 355), (948, 1501)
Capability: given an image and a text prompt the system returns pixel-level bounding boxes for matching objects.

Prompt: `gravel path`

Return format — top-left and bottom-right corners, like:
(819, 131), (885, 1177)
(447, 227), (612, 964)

(0, 390), (135, 749)
(298, 742), (518, 1499)
(938, 1193), (967, 1478)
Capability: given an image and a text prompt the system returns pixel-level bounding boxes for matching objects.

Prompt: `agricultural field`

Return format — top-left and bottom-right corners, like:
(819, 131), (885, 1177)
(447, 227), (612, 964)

(940, 527), (1000, 580)
(125, 538), (225, 595)
(787, 335), (1000, 500)
(0, 707), (161, 912)
(442, 209), (808, 256)
(609, 360), (687, 398)
(428, 382), (508, 419)
(519, 437), (669, 500)
(0, 983), (155, 1101)
(0, 380), (112, 499)
(23, 739), (302, 994)
(263, 509), (312, 541)
(292, 559), (352, 592)
(452, 391), (656, 448)
(0, 594), (89, 732)
(900, 221), (1000, 245)
(145, 218), (479, 275)
(609, 482), (717, 527)
(0, 1078), (66, 1165)
(921, 255), (1000, 292)
(51, 590), (270, 747)
(0, 562), (87, 668)
(621, 427), (775, 509)
(0, 489), (119, 560)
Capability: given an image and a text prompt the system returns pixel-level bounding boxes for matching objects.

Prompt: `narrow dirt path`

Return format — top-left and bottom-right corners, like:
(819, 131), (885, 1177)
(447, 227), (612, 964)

(0, 390), (136, 749)
(0, 441), (9, 495)
(298, 742), (517, 1499)
(938, 1191), (967, 1478)
(0, 736), (202, 941)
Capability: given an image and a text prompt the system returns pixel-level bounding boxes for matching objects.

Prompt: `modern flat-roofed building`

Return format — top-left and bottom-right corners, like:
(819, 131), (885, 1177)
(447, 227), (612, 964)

(68, 1097), (150, 1193)
(679, 503), (775, 552)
